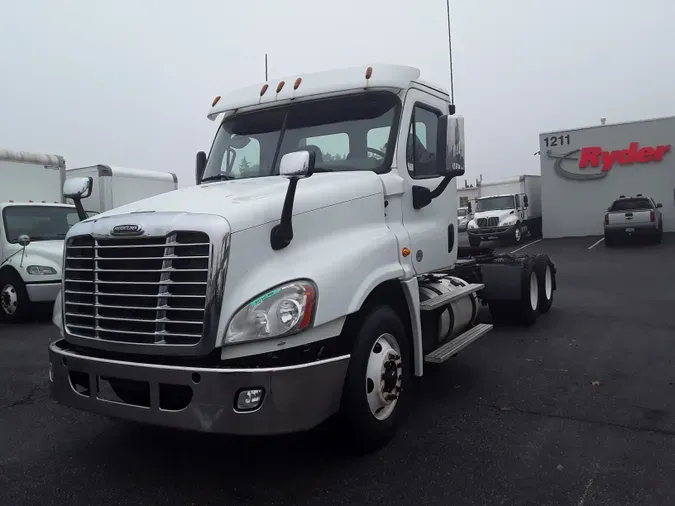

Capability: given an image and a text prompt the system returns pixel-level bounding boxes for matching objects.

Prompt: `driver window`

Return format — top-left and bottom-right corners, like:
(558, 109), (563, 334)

(303, 133), (349, 162)
(407, 105), (440, 178)
(221, 136), (261, 178)
(515, 195), (521, 209)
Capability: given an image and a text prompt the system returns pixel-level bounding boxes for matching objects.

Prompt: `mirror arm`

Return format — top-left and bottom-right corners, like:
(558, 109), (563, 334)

(429, 174), (453, 199)
(72, 197), (88, 221)
(270, 177), (300, 250)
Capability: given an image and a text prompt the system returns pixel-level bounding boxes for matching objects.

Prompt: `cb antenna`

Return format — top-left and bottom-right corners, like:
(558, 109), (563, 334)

(445, 0), (455, 104)
(265, 53), (269, 81)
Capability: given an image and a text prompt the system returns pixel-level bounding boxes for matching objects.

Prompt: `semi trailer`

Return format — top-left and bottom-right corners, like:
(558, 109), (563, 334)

(49, 64), (557, 453)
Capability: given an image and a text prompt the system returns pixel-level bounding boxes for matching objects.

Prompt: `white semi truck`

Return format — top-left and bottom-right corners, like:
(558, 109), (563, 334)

(466, 175), (542, 247)
(65, 165), (179, 214)
(0, 149), (85, 322)
(49, 64), (557, 453)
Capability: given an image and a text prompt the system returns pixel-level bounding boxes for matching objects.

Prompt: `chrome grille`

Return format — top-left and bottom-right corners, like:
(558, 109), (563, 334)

(476, 217), (499, 228)
(63, 232), (210, 345)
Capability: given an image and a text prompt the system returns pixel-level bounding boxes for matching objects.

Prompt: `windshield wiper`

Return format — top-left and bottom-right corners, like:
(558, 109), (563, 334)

(201, 174), (236, 183)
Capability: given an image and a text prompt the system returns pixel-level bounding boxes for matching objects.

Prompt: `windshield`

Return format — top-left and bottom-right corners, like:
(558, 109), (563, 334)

(458, 208), (468, 217)
(2, 206), (82, 243)
(202, 92), (401, 181)
(610, 198), (653, 211)
(475, 196), (515, 212)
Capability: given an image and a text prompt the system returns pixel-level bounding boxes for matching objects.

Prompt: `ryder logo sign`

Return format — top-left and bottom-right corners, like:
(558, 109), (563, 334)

(547, 142), (671, 181)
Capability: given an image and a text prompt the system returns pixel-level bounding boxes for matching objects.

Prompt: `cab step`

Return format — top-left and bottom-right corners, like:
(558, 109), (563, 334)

(419, 283), (484, 311)
(424, 323), (494, 363)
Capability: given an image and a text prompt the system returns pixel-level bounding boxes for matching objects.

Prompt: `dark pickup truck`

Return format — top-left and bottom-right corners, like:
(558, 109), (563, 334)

(604, 194), (663, 246)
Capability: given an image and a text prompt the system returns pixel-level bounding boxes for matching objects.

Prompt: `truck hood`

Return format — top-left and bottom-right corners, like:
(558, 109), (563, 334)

(2, 240), (63, 278)
(473, 210), (516, 222)
(89, 172), (384, 232)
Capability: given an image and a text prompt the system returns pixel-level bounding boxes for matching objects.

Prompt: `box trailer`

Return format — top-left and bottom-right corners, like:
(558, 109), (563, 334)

(65, 165), (178, 213)
(466, 175), (542, 246)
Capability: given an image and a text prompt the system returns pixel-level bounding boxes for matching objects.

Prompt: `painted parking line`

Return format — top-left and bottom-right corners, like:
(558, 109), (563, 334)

(510, 238), (543, 254)
(588, 237), (605, 250)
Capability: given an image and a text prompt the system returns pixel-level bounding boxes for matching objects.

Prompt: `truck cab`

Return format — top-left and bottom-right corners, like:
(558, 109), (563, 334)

(49, 64), (557, 453)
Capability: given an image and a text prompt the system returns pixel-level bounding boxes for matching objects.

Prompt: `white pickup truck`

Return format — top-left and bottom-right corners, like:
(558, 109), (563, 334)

(49, 64), (558, 453)
(604, 194), (664, 246)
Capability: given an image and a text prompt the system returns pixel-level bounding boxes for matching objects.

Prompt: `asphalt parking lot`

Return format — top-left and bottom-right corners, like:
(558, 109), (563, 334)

(2, 233), (675, 505)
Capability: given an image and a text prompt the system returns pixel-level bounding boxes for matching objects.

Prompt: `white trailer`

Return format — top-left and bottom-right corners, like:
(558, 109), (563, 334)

(0, 149), (81, 322)
(50, 64), (559, 453)
(466, 175), (542, 247)
(65, 165), (178, 213)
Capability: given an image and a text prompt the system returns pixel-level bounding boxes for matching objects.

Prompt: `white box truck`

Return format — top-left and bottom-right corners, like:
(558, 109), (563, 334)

(50, 64), (559, 453)
(466, 175), (542, 247)
(0, 149), (84, 322)
(65, 165), (178, 213)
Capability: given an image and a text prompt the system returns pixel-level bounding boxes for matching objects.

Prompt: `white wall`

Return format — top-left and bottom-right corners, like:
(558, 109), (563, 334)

(539, 116), (675, 238)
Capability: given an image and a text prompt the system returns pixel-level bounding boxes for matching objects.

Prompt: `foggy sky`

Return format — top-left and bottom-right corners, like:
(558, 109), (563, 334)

(1, 0), (674, 188)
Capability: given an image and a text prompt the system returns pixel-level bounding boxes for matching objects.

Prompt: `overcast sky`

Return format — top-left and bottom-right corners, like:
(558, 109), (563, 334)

(2, 0), (674, 188)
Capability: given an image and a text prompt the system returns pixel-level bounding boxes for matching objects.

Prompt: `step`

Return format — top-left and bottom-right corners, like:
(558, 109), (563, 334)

(424, 323), (494, 364)
(419, 283), (485, 311)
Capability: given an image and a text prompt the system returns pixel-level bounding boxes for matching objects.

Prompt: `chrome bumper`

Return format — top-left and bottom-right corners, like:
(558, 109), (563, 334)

(49, 340), (350, 435)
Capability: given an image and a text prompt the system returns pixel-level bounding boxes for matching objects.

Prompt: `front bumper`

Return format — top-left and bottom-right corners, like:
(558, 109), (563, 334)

(467, 223), (516, 240)
(49, 339), (350, 435)
(26, 281), (61, 303)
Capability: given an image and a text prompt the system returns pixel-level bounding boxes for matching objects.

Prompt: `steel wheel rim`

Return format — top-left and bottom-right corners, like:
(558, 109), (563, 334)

(365, 333), (403, 421)
(515, 227), (521, 241)
(1, 283), (18, 316)
(529, 272), (539, 311)
(544, 265), (553, 299)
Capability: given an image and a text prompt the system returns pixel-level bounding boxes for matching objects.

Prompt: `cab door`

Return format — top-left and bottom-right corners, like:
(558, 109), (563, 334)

(398, 88), (457, 274)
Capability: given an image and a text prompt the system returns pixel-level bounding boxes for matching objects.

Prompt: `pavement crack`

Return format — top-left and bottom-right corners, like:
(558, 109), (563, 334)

(0, 383), (49, 411)
(485, 403), (675, 437)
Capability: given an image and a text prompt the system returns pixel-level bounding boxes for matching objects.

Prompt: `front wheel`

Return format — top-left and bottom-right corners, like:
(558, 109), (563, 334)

(468, 236), (481, 247)
(511, 223), (523, 245)
(0, 271), (32, 323)
(339, 305), (410, 454)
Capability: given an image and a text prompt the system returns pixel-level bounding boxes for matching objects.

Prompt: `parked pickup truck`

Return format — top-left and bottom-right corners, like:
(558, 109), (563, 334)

(604, 194), (663, 246)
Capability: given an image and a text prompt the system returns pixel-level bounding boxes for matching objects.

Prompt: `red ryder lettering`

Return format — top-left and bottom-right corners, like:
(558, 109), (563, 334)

(579, 142), (671, 172)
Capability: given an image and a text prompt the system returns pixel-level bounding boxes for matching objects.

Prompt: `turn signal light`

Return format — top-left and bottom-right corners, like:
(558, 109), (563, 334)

(604, 214), (609, 226)
(650, 211), (655, 222)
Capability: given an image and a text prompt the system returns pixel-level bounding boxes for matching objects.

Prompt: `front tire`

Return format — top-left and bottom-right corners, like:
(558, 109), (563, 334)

(534, 255), (555, 314)
(0, 271), (32, 323)
(468, 236), (481, 247)
(511, 223), (523, 245)
(339, 305), (410, 454)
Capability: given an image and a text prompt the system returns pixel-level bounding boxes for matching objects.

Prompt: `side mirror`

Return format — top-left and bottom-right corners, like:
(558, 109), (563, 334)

(657, 202), (663, 208)
(195, 151), (207, 184)
(280, 150), (316, 178)
(436, 114), (465, 179)
(270, 150), (316, 251)
(523, 195), (529, 208)
(63, 177), (93, 200)
(18, 234), (31, 247)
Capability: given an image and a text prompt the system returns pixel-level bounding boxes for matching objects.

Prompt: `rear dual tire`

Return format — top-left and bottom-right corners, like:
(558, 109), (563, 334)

(489, 256), (554, 325)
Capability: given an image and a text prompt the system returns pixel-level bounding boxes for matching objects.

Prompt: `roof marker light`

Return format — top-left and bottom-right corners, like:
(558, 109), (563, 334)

(212, 96), (221, 107)
(293, 77), (302, 90)
(276, 81), (285, 93)
(260, 84), (269, 96)
(365, 66), (373, 79)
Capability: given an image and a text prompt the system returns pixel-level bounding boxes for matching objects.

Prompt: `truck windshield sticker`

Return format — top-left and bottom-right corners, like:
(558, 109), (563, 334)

(250, 289), (280, 308)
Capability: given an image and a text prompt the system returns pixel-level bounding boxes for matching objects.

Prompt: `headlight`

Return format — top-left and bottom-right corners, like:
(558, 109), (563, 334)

(500, 216), (518, 226)
(27, 265), (57, 275)
(225, 280), (317, 344)
(467, 220), (477, 229)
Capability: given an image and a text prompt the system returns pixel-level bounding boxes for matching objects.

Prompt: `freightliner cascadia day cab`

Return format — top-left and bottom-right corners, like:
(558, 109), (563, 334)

(49, 64), (558, 453)
(65, 165), (179, 214)
(466, 175), (542, 247)
(0, 149), (89, 322)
